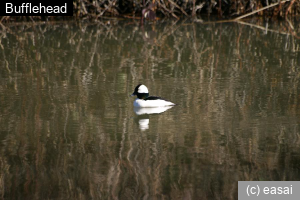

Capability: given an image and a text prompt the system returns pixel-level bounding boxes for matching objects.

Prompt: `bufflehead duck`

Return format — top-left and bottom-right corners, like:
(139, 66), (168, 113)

(131, 84), (175, 107)
(141, 0), (156, 24)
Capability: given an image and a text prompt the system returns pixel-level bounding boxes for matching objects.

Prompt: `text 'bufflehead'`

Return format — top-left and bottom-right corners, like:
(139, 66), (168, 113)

(131, 84), (175, 107)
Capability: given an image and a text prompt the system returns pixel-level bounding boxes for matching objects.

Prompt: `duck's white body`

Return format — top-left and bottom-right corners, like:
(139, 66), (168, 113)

(133, 98), (175, 108)
(134, 106), (174, 115)
(131, 84), (175, 108)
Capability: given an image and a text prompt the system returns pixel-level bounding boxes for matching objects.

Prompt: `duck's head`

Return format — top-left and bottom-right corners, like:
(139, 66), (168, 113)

(131, 84), (149, 99)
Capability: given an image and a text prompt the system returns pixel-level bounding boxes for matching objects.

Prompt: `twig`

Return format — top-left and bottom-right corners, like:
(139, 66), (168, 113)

(285, 0), (295, 18)
(195, 2), (205, 13)
(0, 22), (6, 31)
(192, 0), (196, 17)
(156, 0), (179, 19)
(171, 12), (180, 20)
(234, 0), (291, 20)
(0, 16), (10, 23)
(285, 18), (294, 30)
(285, 18), (300, 39)
(29, 16), (35, 24)
(81, 0), (88, 15)
(167, 0), (188, 16)
(98, 0), (118, 17)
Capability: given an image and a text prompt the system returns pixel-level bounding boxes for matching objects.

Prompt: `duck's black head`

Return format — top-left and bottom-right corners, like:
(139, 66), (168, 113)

(131, 84), (149, 99)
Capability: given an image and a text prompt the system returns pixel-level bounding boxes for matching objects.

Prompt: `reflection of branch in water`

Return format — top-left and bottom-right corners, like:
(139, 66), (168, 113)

(285, 18), (300, 39)
(236, 20), (296, 37)
(136, 21), (185, 78)
(156, 20), (182, 46)
(89, 32), (99, 67)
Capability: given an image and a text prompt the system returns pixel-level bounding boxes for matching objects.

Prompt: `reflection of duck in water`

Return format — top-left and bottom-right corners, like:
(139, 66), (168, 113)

(140, 23), (157, 46)
(134, 107), (174, 131)
(136, 116), (149, 131)
(130, 84), (175, 107)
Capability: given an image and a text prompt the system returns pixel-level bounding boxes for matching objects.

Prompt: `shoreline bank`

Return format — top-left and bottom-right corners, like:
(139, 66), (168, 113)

(1, 0), (299, 24)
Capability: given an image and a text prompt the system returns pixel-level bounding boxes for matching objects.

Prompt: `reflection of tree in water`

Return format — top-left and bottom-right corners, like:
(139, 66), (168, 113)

(0, 20), (300, 199)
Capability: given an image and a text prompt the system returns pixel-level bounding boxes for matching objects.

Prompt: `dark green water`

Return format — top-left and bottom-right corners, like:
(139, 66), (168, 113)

(0, 19), (300, 199)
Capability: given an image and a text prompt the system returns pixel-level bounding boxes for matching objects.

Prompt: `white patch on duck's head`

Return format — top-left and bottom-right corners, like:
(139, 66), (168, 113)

(138, 84), (148, 93)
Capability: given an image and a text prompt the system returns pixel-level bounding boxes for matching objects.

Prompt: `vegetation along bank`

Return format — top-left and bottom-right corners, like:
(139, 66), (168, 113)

(1, 0), (299, 23)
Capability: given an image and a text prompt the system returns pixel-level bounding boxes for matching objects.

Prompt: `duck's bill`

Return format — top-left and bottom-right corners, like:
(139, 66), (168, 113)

(130, 93), (136, 97)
